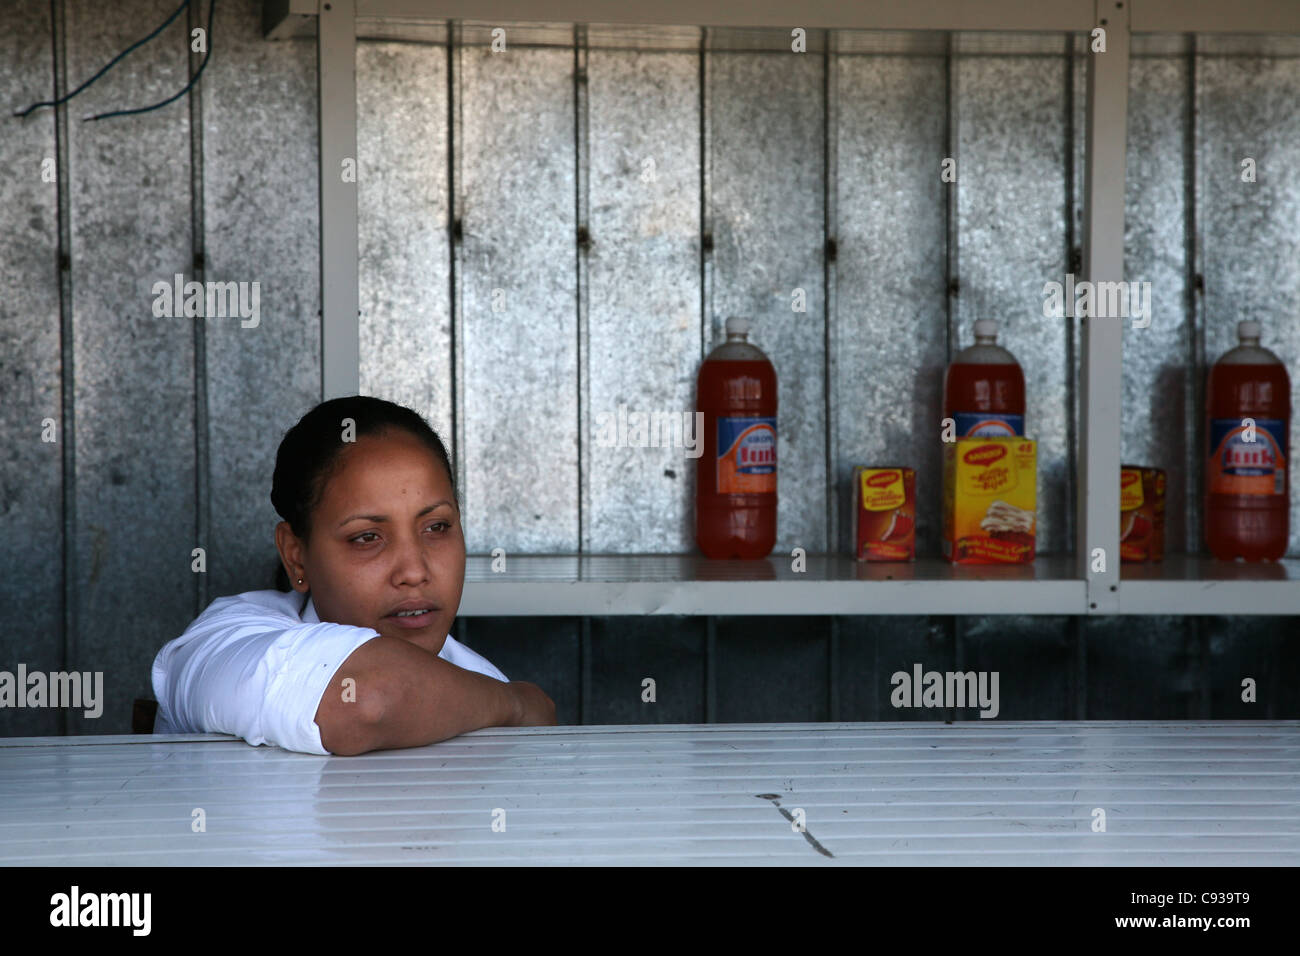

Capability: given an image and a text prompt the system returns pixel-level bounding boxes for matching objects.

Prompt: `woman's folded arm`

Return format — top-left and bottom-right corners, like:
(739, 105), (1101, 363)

(315, 636), (519, 755)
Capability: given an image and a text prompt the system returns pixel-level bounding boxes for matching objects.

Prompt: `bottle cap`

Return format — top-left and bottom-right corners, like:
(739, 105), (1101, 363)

(725, 316), (750, 337)
(1238, 320), (1262, 340)
(973, 319), (998, 338)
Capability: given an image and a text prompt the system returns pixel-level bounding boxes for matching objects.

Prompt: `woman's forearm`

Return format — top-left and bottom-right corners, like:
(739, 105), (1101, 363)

(315, 636), (517, 755)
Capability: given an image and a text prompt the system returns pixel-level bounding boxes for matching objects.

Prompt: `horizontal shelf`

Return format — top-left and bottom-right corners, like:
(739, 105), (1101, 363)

(460, 554), (1085, 615)
(1120, 554), (1300, 616)
(267, 0), (1300, 38)
(458, 553), (1300, 616)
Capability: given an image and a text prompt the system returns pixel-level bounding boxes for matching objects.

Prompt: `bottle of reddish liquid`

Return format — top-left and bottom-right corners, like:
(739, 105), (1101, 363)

(1205, 320), (1291, 561)
(695, 317), (777, 559)
(943, 319), (1026, 437)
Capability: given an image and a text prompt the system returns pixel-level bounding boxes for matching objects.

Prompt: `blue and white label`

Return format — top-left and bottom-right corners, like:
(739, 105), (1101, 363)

(716, 416), (776, 493)
(1208, 416), (1287, 496)
(953, 412), (1023, 438)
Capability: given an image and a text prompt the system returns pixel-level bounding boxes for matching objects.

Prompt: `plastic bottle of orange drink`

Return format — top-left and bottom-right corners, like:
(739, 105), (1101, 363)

(943, 319), (1025, 437)
(1205, 320), (1290, 561)
(695, 317), (777, 559)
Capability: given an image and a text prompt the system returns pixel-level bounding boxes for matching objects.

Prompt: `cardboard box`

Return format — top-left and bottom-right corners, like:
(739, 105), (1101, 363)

(1120, 465), (1165, 562)
(943, 438), (1037, 564)
(854, 466), (915, 561)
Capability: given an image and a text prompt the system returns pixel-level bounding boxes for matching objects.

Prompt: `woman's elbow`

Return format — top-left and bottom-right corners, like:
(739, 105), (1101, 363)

(319, 720), (375, 755)
(316, 677), (387, 755)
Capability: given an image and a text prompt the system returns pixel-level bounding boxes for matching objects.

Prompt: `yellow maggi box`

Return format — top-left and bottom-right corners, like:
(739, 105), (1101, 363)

(943, 437), (1037, 564)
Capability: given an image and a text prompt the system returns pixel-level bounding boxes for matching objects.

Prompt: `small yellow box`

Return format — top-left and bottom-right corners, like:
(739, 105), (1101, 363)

(943, 437), (1037, 564)
(853, 466), (915, 561)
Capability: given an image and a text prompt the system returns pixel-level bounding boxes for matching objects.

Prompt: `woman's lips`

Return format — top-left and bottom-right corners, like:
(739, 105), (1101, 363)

(387, 609), (436, 629)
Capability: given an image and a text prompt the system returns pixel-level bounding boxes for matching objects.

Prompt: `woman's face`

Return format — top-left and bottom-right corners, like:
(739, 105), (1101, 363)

(276, 429), (465, 656)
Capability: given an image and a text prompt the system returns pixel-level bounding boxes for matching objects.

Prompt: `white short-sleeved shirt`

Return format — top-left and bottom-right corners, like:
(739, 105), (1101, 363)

(151, 588), (508, 755)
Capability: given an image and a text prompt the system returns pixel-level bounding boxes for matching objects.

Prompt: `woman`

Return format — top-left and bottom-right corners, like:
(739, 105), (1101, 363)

(151, 395), (556, 755)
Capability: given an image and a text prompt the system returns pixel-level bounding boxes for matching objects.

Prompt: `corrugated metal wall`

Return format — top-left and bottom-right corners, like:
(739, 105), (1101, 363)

(2, 0), (320, 737)
(2, 4), (1297, 738)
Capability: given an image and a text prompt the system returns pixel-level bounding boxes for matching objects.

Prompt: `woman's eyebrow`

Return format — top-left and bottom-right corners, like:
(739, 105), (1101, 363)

(337, 501), (454, 526)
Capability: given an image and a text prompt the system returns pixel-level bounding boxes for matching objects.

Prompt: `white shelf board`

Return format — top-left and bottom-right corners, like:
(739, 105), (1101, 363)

(1120, 554), (1300, 616)
(458, 554), (1085, 615)
(459, 554), (1300, 616)
(266, 0), (1300, 37)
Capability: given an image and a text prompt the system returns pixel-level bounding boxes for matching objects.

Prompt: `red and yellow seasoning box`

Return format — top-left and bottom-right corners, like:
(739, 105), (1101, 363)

(943, 438), (1037, 564)
(1120, 465), (1165, 562)
(854, 466), (915, 561)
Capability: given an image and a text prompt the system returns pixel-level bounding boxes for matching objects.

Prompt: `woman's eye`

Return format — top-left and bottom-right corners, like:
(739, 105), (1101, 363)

(351, 523), (448, 544)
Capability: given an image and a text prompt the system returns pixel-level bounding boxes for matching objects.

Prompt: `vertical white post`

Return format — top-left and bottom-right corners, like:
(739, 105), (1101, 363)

(1079, 0), (1129, 612)
(318, 0), (359, 399)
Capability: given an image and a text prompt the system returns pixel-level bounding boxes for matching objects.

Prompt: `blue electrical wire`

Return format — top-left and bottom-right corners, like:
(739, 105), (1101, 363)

(87, 0), (216, 122)
(12, 0), (193, 119)
(12, 0), (216, 123)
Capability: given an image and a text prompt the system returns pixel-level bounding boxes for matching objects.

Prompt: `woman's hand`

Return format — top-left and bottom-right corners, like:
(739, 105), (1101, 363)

(507, 681), (557, 727)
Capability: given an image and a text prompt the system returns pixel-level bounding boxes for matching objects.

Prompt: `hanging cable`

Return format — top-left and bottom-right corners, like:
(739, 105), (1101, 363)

(12, 0), (193, 119)
(12, 0), (215, 123)
(86, 0), (216, 122)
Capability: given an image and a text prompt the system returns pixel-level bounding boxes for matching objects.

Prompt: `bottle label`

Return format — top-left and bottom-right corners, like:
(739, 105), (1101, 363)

(953, 412), (1023, 437)
(1208, 417), (1287, 495)
(717, 416), (776, 494)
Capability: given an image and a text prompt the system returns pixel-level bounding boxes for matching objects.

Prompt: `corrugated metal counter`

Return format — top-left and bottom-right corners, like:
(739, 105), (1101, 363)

(2, 722), (1298, 865)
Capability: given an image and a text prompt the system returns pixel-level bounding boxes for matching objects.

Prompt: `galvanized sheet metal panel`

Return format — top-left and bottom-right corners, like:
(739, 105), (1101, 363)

(357, 41), (453, 446)
(957, 615), (1074, 720)
(458, 20), (578, 48)
(204, 0), (320, 601)
(713, 616), (831, 721)
(459, 47), (577, 553)
(585, 50), (700, 552)
(956, 44), (1072, 555)
(1197, 48), (1300, 557)
(457, 617), (581, 724)
(5, 724), (1298, 864)
(66, 0), (195, 734)
(587, 616), (706, 723)
(834, 53), (948, 556)
(709, 52), (828, 553)
(1204, 615), (1299, 720)
(0, 0), (62, 737)
(953, 33), (1080, 56)
(587, 23), (701, 52)
(1084, 616), (1197, 718)
(837, 616), (955, 720)
(1122, 53), (1193, 554)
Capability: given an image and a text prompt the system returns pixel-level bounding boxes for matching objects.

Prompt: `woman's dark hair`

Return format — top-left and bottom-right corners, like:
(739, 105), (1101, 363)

(270, 396), (457, 591)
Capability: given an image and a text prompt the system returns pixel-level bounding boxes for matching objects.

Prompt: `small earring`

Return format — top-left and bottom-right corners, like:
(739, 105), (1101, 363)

(297, 578), (303, 585)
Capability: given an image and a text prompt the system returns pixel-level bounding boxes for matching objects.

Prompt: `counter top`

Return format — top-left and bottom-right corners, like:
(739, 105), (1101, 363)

(3, 721), (1298, 865)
